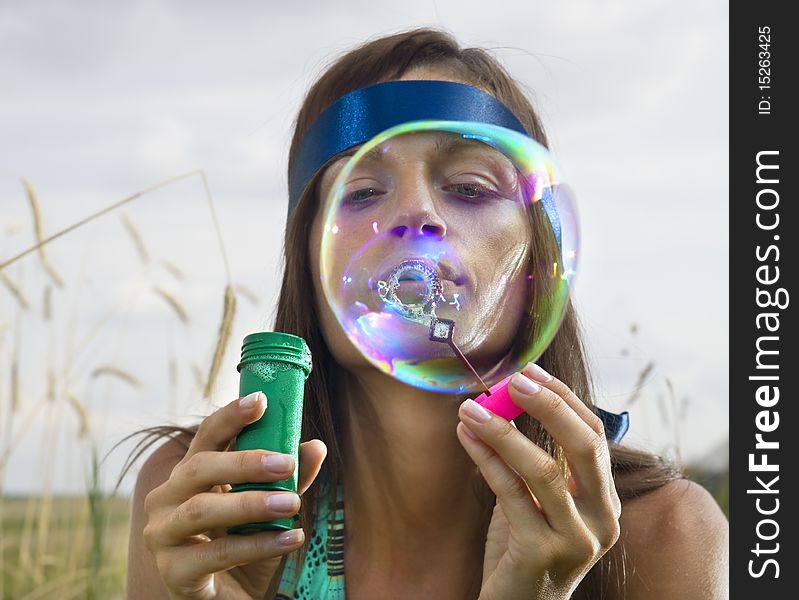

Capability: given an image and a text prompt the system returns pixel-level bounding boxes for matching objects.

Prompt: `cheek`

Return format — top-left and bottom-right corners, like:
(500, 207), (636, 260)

(309, 220), (371, 370)
(470, 215), (530, 296)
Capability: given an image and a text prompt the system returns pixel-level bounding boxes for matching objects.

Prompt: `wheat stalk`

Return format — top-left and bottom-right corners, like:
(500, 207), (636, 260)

(199, 171), (232, 283)
(89, 366), (141, 388)
(1, 170), (203, 272)
(191, 362), (205, 390)
(20, 178), (64, 287)
(168, 358), (178, 388)
(42, 285), (52, 320)
(120, 212), (150, 264)
(66, 393), (90, 439)
(10, 359), (19, 414)
(0, 270), (30, 310)
(160, 259), (184, 280)
(152, 287), (190, 324)
(624, 361), (655, 408)
(47, 368), (56, 403)
(665, 377), (682, 465)
(233, 283), (259, 306)
(203, 285), (236, 398)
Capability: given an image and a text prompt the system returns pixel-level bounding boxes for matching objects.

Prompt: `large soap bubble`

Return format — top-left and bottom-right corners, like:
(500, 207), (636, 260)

(319, 121), (579, 394)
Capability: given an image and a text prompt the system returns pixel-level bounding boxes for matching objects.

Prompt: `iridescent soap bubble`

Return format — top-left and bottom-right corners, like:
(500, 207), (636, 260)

(319, 120), (579, 394)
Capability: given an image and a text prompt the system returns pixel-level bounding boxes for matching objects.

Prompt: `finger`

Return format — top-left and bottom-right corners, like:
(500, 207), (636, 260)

(182, 392), (268, 463)
(159, 527), (305, 590)
(521, 364), (621, 515)
(297, 439), (327, 496)
(507, 372), (612, 502)
(457, 402), (582, 535)
(159, 490), (301, 544)
(456, 422), (549, 536)
(168, 448), (297, 501)
(167, 438), (327, 502)
(522, 364), (607, 436)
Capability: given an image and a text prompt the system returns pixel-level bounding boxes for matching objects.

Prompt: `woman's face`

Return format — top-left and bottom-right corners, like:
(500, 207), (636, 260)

(308, 76), (533, 379)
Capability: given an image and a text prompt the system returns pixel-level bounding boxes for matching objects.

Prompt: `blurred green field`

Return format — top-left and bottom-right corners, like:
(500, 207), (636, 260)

(0, 495), (130, 599)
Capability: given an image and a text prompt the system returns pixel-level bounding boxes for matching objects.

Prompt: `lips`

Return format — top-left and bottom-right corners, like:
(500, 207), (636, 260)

(380, 257), (467, 287)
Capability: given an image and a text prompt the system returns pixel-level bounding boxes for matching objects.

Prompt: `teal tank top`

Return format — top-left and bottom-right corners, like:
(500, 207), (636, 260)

(276, 475), (346, 599)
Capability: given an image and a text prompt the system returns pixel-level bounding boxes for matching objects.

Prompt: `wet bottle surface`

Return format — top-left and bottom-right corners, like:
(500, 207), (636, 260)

(227, 332), (312, 534)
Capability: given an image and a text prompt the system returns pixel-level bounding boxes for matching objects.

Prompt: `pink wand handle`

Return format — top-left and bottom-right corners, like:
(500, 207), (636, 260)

(473, 374), (524, 421)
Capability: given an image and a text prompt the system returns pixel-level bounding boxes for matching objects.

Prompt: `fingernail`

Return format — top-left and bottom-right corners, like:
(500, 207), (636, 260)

(277, 528), (304, 546)
(511, 373), (541, 395)
(240, 391), (265, 410)
(462, 399), (492, 423)
(262, 454), (294, 473)
(267, 492), (300, 513)
(525, 363), (553, 383)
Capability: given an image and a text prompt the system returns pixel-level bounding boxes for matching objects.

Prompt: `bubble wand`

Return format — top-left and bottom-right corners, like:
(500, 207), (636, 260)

(378, 259), (492, 396)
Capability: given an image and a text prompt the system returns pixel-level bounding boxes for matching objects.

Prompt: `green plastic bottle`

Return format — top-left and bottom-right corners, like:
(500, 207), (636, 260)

(227, 332), (312, 535)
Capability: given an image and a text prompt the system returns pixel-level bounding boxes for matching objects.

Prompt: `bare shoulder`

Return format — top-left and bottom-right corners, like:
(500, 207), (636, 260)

(617, 478), (729, 599)
(127, 432), (196, 598)
(132, 432), (194, 506)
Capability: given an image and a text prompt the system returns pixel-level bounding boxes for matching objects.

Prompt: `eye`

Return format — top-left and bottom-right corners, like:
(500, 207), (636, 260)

(343, 187), (384, 207)
(444, 182), (503, 202)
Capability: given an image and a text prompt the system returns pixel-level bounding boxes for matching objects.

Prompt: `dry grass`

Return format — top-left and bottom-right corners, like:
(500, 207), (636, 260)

(203, 285), (237, 399)
(0, 271), (30, 311)
(233, 282), (259, 306)
(1, 496), (130, 599)
(623, 361), (655, 408)
(20, 178), (64, 288)
(152, 287), (190, 324)
(191, 362), (206, 390)
(89, 366), (141, 389)
(120, 213), (150, 264)
(160, 259), (184, 280)
(1, 171), (236, 597)
(42, 285), (52, 321)
(10, 359), (19, 415)
(66, 393), (90, 439)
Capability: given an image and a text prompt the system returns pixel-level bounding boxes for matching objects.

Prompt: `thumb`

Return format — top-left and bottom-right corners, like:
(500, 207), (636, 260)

(297, 439), (328, 496)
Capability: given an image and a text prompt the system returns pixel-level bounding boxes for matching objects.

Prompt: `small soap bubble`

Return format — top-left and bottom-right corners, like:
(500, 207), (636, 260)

(319, 120), (579, 393)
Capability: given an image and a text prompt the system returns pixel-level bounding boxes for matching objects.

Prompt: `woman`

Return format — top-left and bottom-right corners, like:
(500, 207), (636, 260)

(124, 28), (728, 599)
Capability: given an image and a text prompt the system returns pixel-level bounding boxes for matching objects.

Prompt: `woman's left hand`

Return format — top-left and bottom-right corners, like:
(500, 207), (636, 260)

(456, 363), (622, 600)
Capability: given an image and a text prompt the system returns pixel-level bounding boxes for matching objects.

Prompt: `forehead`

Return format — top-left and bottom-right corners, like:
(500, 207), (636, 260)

(327, 131), (514, 173)
(356, 132), (498, 162)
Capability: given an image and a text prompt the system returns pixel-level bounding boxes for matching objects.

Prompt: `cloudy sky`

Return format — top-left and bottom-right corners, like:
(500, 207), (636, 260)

(0, 0), (728, 494)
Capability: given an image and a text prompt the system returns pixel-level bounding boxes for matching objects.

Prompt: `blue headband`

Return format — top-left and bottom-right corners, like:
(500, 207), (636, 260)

(288, 80), (529, 218)
(288, 80), (562, 250)
(287, 79), (628, 443)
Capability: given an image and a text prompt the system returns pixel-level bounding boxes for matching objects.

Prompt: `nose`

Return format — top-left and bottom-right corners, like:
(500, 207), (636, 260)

(387, 176), (447, 240)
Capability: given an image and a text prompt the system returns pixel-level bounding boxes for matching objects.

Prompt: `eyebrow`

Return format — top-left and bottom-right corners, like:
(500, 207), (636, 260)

(341, 133), (491, 164)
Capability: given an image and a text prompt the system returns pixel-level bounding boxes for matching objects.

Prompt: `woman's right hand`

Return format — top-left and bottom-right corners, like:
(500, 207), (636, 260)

(142, 392), (328, 599)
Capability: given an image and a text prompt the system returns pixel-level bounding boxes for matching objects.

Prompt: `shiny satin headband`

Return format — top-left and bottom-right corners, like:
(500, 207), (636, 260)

(287, 79), (529, 219)
(286, 79), (629, 443)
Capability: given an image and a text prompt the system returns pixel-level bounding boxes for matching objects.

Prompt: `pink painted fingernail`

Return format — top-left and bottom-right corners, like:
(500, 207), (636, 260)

(525, 363), (553, 383)
(240, 391), (265, 410)
(511, 373), (541, 395)
(277, 528), (304, 546)
(266, 492), (300, 513)
(262, 454), (294, 473)
(462, 399), (492, 423)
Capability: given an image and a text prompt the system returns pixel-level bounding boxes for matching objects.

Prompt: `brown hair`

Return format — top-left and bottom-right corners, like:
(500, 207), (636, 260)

(119, 27), (682, 599)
